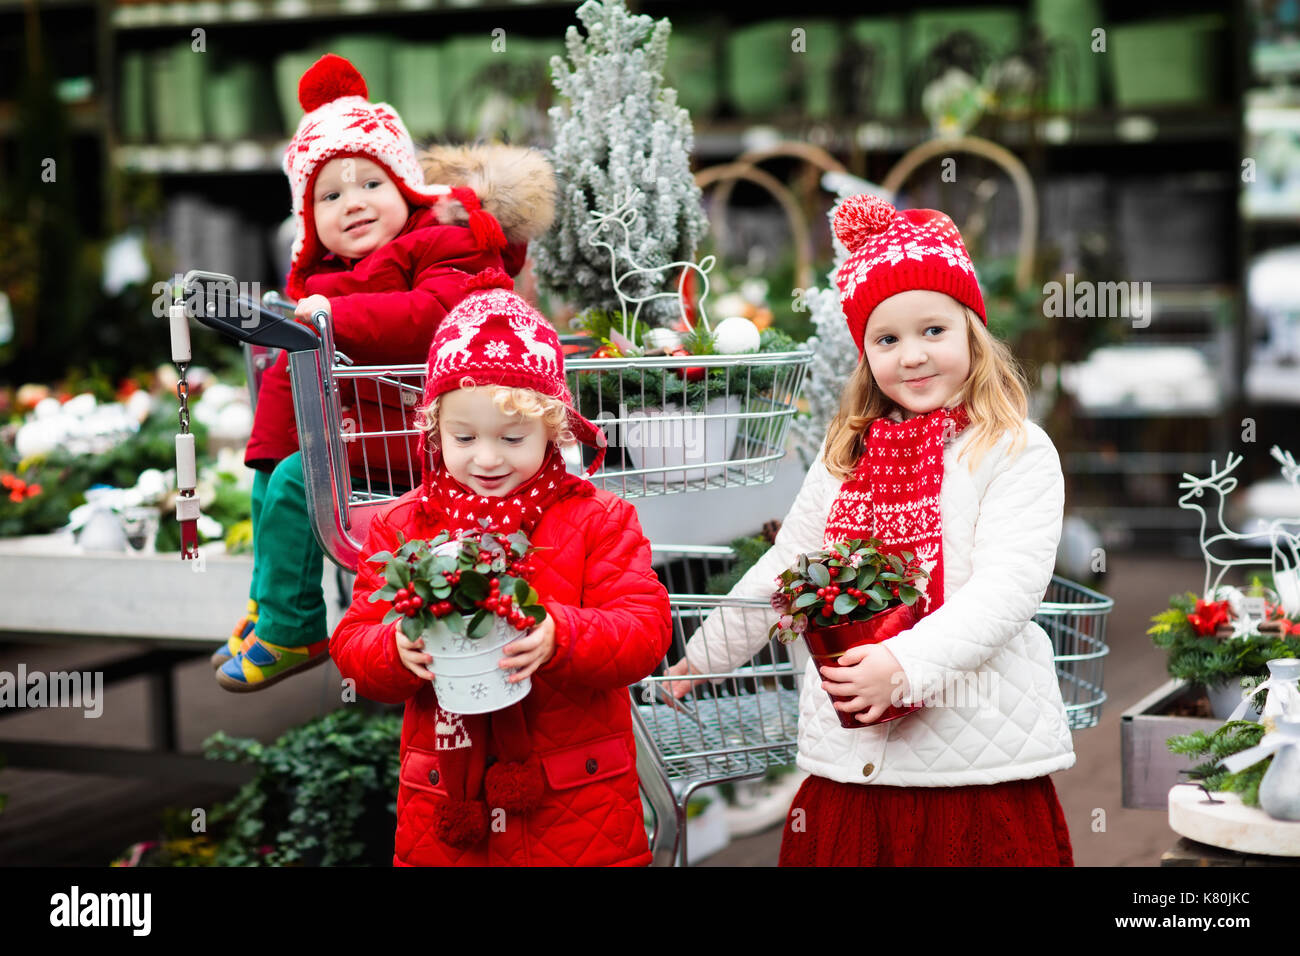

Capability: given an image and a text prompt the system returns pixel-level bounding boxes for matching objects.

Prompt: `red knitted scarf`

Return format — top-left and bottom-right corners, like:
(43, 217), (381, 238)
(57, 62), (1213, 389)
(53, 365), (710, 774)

(824, 404), (970, 618)
(416, 444), (573, 847)
(420, 442), (571, 536)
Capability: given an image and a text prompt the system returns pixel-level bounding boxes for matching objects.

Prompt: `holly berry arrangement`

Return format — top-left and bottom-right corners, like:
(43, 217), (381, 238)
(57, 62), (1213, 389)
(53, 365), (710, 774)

(366, 522), (548, 641)
(767, 538), (928, 643)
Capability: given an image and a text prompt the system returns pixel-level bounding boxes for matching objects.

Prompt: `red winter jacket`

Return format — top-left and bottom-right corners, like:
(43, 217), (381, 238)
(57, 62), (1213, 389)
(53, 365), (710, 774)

(244, 206), (526, 474)
(331, 478), (673, 867)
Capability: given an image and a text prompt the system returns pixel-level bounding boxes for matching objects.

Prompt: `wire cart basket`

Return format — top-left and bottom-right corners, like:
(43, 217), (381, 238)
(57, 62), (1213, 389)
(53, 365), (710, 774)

(638, 546), (1113, 866)
(182, 271), (811, 571)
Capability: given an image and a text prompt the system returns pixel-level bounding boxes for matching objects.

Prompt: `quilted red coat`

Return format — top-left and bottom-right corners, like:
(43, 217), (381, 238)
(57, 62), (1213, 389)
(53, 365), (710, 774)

(331, 478), (673, 866)
(244, 206), (526, 474)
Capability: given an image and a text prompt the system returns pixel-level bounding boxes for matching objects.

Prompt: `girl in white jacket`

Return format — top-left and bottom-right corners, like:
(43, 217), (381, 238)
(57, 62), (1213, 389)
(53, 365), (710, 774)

(668, 194), (1075, 866)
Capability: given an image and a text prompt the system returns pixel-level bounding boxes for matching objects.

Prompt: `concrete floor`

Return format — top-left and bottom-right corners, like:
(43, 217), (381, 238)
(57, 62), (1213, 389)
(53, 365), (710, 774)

(0, 552), (1199, 866)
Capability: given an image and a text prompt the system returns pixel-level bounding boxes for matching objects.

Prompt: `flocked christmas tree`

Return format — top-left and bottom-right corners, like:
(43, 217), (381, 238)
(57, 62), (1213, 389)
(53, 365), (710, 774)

(533, 0), (708, 327)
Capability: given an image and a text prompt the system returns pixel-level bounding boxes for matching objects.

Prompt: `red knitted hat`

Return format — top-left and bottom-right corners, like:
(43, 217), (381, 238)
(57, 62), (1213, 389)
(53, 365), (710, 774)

(833, 194), (986, 356)
(421, 269), (607, 475)
(283, 54), (505, 298)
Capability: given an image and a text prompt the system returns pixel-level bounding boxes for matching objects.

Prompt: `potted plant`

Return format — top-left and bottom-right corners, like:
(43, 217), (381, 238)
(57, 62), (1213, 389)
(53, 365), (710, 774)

(570, 309), (801, 484)
(769, 538), (929, 728)
(367, 524), (548, 715)
(1147, 582), (1300, 719)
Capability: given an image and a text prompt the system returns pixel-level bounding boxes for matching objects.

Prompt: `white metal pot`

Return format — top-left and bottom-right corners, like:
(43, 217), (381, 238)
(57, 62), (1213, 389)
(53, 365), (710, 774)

(423, 613), (531, 715)
(1206, 681), (1250, 720)
(623, 394), (742, 483)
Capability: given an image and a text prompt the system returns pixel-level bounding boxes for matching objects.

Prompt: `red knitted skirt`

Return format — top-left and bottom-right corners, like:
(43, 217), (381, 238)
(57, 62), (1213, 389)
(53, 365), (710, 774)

(778, 773), (1073, 866)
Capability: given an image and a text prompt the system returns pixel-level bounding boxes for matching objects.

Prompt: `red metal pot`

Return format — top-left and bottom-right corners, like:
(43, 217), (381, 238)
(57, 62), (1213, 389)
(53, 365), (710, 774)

(804, 602), (921, 729)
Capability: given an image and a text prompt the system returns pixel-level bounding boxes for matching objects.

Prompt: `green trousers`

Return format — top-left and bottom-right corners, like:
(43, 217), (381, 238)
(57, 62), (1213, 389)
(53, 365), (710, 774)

(247, 452), (326, 648)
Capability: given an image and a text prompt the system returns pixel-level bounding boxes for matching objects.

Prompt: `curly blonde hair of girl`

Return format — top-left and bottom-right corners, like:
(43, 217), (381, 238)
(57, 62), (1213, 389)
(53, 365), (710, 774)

(822, 307), (1029, 482)
(415, 379), (577, 452)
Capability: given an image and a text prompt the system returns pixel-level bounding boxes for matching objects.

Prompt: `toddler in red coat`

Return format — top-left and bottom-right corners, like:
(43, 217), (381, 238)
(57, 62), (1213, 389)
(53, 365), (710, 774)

(216, 53), (552, 691)
(332, 271), (673, 865)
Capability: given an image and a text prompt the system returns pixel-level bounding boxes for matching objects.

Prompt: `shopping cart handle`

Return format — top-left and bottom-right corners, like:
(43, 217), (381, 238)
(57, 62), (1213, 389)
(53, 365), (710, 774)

(192, 298), (321, 353)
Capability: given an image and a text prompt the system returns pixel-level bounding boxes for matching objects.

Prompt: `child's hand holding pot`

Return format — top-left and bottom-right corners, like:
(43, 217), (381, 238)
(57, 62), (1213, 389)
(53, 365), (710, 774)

(819, 643), (910, 724)
(395, 626), (435, 681)
(500, 615), (555, 683)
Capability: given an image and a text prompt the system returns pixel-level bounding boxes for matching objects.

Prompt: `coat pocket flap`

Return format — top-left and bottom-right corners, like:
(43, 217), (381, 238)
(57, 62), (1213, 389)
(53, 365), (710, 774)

(400, 747), (447, 796)
(541, 734), (632, 790)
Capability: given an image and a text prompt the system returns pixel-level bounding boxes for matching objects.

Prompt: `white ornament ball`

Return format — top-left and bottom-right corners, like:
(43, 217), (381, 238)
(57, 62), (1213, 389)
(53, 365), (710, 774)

(713, 316), (761, 355)
(33, 397), (62, 421)
(15, 419), (65, 458)
(63, 393), (97, 418)
(135, 468), (168, 502)
(126, 389), (154, 423)
(214, 402), (254, 442)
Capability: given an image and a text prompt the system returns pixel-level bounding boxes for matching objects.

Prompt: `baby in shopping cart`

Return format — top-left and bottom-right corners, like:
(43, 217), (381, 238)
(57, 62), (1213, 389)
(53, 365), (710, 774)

(215, 53), (556, 691)
(667, 194), (1077, 866)
(331, 273), (673, 865)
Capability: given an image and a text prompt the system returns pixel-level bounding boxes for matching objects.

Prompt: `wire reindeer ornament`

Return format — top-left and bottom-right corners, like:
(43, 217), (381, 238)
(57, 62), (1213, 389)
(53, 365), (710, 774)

(582, 185), (717, 349)
(1177, 445), (1300, 629)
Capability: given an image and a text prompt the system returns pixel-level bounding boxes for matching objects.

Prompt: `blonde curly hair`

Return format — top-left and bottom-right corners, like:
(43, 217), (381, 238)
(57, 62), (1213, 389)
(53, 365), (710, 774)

(416, 377), (576, 452)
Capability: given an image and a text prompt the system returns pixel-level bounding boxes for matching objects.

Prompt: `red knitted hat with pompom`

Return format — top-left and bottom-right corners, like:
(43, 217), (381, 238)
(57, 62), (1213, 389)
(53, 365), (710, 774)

(282, 54), (504, 298)
(420, 268), (608, 476)
(832, 194), (986, 356)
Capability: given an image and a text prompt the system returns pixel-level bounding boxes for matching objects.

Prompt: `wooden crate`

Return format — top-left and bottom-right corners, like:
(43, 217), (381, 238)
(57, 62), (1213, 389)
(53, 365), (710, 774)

(1121, 678), (1221, 810)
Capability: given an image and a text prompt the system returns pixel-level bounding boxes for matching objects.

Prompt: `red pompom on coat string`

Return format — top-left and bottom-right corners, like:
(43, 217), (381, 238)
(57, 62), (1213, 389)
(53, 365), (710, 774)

(833, 194), (897, 253)
(298, 53), (368, 113)
(450, 185), (507, 252)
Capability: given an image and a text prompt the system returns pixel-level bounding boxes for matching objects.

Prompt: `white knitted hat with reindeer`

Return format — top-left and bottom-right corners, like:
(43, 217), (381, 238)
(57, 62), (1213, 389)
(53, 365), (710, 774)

(420, 269), (607, 473)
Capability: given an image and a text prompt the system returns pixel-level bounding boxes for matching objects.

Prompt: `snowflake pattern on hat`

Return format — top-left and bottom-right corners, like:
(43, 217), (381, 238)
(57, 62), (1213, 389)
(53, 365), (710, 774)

(831, 194), (986, 354)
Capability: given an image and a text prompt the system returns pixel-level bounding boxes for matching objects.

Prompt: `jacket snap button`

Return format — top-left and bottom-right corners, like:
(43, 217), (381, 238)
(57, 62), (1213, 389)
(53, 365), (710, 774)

(428, 769), (440, 786)
(402, 390), (417, 406)
(862, 763), (875, 777)
(585, 758), (598, 774)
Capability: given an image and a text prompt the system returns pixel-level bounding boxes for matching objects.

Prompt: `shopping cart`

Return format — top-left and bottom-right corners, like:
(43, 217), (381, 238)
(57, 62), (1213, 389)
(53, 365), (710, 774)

(184, 271), (1111, 867)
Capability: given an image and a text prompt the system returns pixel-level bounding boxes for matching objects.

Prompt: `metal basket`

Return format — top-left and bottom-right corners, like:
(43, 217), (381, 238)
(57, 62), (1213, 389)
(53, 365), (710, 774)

(565, 350), (811, 498)
(183, 271), (811, 571)
(1036, 575), (1113, 731)
(636, 546), (1113, 866)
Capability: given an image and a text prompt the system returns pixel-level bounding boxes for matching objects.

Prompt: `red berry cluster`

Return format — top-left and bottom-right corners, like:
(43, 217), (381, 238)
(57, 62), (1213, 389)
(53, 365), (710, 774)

(477, 578), (536, 631)
(394, 584), (454, 619)
(392, 587), (424, 617)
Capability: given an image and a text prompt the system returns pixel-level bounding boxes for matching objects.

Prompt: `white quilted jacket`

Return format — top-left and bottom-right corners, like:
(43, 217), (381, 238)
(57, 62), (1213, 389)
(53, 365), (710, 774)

(684, 416), (1076, 787)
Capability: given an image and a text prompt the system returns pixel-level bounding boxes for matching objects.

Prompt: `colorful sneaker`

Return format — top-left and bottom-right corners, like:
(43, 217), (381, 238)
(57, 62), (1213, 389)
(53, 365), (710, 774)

(212, 600), (260, 669)
(215, 633), (330, 692)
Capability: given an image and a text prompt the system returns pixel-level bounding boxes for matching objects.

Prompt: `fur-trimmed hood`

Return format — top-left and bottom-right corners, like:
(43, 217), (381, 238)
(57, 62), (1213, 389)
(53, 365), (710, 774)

(420, 144), (556, 245)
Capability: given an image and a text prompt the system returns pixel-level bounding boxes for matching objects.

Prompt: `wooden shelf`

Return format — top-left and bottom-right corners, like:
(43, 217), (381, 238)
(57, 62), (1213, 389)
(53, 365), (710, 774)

(111, 0), (575, 29)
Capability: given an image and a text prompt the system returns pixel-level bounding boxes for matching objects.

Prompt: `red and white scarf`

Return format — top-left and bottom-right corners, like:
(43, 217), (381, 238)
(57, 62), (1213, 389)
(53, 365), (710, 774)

(419, 442), (571, 534)
(824, 404), (970, 618)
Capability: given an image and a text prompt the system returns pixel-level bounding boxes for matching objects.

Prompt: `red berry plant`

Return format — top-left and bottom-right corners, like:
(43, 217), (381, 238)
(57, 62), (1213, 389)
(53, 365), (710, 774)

(366, 521), (548, 643)
(768, 538), (928, 643)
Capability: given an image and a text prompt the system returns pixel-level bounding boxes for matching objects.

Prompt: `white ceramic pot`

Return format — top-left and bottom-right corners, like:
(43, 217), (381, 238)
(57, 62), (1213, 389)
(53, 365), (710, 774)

(622, 394), (742, 483)
(423, 613), (531, 715)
